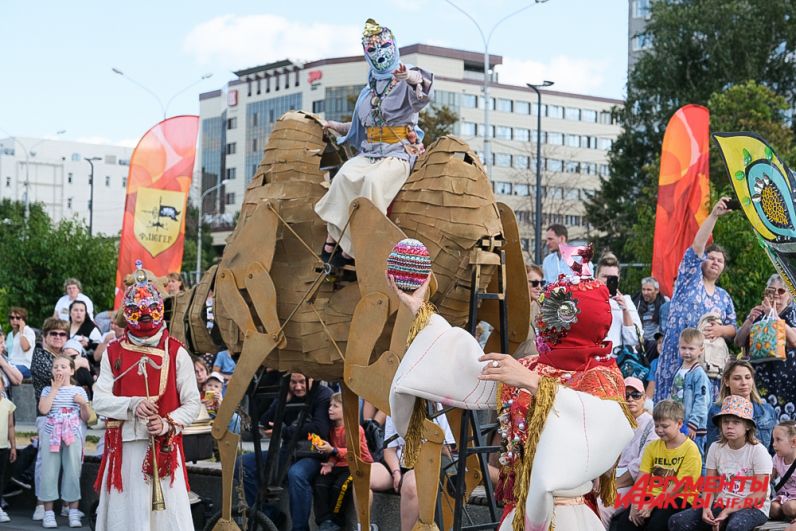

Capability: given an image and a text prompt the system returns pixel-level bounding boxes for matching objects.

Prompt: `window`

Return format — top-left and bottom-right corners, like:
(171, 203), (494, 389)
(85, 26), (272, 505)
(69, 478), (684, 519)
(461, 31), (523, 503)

(284, 72), (289, 90)
(633, 0), (651, 18)
(494, 153), (511, 167)
(632, 33), (653, 52)
(312, 100), (325, 113)
(580, 136), (595, 149)
(269, 109), (275, 123)
(516, 210), (531, 223)
(461, 94), (478, 108)
(598, 138), (613, 151)
(565, 107), (580, 121)
(546, 132), (564, 145)
(226, 167), (237, 180)
(67, 172), (73, 184)
(514, 128), (530, 142)
(460, 122), (477, 136)
(71, 153), (81, 162)
(546, 159), (563, 172)
(225, 192), (236, 205)
(563, 188), (579, 200)
(5, 177), (10, 187)
(252, 112), (258, 127)
(565, 134), (580, 148)
(122, 177), (127, 187)
(582, 162), (597, 175)
(493, 181), (512, 195)
(581, 109), (597, 123)
(514, 101), (531, 115)
(67, 197), (72, 209)
(252, 138), (258, 152)
(513, 183), (530, 196)
(496, 98), (512, 112)
(565, 161), (580, 173)
(495, 126), (512, 140)
(599, 164), (611, 177)
(476, 124), (494, 138)
(599, 111), (613, 125)
(546, 105), (563, 119)
(227, 117), (237, 130)
(105, 176), (110, 187)
(513, 155), (530, 169)
(105, 155), (116, 164)
(479, 97), (494, 110)
(520, 238), (530, 251)
(226, 142), (237, 155)
(118, 159), (130, 166)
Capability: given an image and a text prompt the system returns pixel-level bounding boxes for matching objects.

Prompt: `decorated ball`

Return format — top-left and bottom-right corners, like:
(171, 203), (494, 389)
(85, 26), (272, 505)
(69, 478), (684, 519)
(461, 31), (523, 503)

(386, 238), (431, 291)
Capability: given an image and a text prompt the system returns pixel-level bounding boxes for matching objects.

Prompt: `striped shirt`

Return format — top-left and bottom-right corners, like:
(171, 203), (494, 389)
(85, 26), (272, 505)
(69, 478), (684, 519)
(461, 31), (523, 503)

(40, 385), (87, 436)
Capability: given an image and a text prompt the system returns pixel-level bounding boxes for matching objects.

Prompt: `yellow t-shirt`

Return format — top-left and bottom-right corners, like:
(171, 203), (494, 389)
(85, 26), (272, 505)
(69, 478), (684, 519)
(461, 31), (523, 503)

(640, 437), (703, 505)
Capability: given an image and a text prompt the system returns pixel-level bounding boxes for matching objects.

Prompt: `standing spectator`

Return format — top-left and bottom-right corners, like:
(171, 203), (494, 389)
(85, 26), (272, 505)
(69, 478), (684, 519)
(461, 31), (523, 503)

(595, 253), (643, 350)
(735, 273), (796, 423)
(30, 317), (68, 522)
(542, 224), (574, 283)
(53, 278), (94, 321)
(632, 277), (670, 358)
(0, 373), (16, 523)
(669, 328), (710, 457)
(212, 349), (236, 381)
(92, 309), (125, 367)
(6, 307), (35, 378)
(165, 272), (183, 295)
(654, 198), (737, 402)
(67, 300), (101, 355)
(514, 264), (545, 358)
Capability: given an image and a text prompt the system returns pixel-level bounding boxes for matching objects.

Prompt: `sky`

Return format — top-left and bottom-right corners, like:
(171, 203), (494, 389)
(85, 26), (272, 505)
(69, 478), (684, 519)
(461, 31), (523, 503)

(0, 0), (629, 147)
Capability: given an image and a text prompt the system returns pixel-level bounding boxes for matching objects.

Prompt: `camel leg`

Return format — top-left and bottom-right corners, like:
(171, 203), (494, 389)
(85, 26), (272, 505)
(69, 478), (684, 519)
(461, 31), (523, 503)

(342, 383), (371, 529)
(413, 419), (445, 530)
(211, 332), (278, 531)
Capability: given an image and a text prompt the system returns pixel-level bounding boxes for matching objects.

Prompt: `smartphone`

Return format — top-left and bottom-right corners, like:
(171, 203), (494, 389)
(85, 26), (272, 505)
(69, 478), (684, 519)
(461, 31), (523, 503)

(725, 197), (741, 210)
(605, 275), (619, 297)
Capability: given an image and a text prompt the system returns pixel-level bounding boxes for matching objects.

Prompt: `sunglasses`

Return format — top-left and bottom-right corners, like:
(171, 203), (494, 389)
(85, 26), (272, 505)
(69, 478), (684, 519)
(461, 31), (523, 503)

(625, 391), (644, 400)
(8, 315), (20, 320)
(47, 331), (68, 338)
(529, 280), (547, 287)
(766, 287), (788, 296)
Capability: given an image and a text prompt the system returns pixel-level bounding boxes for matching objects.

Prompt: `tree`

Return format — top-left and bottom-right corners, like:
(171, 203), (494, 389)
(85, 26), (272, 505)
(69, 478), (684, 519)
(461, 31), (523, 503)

(0, 199), (118, 327)
(418, 104), (458, 146)
(181, 199), (219, 284)
(585, 0), (796, 255)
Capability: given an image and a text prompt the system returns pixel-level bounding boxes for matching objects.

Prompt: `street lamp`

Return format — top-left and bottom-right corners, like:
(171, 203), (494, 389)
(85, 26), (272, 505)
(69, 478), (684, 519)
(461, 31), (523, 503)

(0, 129), (66, 221)
(196, 179), (229, 282)
(112, 68), (213, 120)
(444, 0), (549, 178)
(527, 80), (554, 264)
(84, 156), (102, 235)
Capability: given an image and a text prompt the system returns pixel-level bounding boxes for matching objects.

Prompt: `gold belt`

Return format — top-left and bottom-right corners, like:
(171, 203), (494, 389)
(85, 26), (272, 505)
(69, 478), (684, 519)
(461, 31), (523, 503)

(366, 125), (410, 144)
(553, 496), (585, 506)
(106, 420), (123, 428)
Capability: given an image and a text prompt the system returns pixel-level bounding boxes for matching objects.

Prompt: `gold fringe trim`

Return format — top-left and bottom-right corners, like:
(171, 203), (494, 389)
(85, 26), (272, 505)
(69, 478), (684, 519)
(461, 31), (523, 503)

(411, 522), (440, 531)
(599, 466), (618, 507)
(513, 377), (559, 531)
(406, 301), (436, 347)
(401, 398), (428, 469)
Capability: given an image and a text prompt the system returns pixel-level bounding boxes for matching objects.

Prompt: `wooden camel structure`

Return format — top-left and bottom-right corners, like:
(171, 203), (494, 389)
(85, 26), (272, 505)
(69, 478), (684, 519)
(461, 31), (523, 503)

(171, 110), (530, 530)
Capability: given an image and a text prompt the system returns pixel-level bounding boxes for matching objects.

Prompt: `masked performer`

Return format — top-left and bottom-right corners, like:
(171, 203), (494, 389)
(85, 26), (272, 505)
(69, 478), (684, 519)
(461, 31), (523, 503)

(315, 18), (433, 266)
(93, 261), (200, 531)
(389, 248), (635, 531)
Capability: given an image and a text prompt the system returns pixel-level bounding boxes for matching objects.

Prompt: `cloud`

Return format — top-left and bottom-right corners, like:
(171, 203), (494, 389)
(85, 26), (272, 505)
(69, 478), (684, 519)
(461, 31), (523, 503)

(496, 55), (612, 96)
(183, 14), (362, 70)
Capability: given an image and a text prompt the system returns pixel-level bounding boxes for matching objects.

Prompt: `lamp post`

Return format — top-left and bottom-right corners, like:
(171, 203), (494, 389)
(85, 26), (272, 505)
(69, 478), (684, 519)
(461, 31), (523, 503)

(112, 68), (213, 120)
(0, 129), (66, 221)
(196, 179), (229, 282)
(527, 81), (554, 264)
(444, 0), (549, 178)
(84, 157), (102, 235)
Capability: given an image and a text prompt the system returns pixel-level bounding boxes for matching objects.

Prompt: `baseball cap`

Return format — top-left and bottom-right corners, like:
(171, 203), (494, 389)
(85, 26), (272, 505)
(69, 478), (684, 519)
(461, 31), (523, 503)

(624, 376), (645, 394)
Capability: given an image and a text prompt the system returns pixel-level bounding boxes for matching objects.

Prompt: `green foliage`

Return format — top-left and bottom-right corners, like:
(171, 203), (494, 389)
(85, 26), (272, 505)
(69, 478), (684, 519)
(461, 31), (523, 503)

(418, 104), (458, 146)
(0, 199), (118, 328)
(181, 200), (218, 283)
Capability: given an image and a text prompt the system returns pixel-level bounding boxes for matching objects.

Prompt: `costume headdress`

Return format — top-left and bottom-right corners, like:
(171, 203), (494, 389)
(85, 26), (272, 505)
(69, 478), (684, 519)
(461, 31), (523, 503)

(122, 259), (164, 336)
(361, 18), (400, 77)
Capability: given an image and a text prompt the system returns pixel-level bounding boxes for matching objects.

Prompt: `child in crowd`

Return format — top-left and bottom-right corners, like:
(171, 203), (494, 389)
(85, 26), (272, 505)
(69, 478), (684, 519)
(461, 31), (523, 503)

(669, 395), (773, 530)
(669, 327), (710, 457)
(194, 356), (209, 394)
(771, 420), (796, 522)
(203, 372), (240, 434)
(610, 400), (702, 531)
(0, 374), (16, 523)
(38, 355), (90, 528)
(313, 392), (372, 531)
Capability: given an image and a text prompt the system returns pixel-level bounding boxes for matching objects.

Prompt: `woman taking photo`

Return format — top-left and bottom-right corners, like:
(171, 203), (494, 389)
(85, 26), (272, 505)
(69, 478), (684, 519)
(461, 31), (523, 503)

(735, 273), (796, 425)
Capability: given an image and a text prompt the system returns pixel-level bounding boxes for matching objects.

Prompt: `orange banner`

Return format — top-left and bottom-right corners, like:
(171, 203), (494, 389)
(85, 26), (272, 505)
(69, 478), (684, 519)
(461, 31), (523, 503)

(114, 115), (200, 307)
(652, 104), (711, 298)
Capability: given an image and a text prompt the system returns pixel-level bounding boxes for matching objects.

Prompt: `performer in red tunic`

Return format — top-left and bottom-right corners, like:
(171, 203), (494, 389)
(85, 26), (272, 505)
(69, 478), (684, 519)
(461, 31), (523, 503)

(93, 261), (200, 531)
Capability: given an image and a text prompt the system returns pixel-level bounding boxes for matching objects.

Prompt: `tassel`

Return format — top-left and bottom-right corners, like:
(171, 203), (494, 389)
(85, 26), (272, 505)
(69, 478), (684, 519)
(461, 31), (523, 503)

(512, 377), (558, 531)
(401, 399), (428, 468)
(94, 426), (124, 493)
(411, 523), (439, 531)
(599, 467), (618, 507)
(406, 301), (436, 347)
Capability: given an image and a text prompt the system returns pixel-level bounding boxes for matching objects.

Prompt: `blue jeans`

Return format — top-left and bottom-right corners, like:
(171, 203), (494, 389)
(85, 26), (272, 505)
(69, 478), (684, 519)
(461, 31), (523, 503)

(16, 365), (30, 379)
(234, 449), (321, 531)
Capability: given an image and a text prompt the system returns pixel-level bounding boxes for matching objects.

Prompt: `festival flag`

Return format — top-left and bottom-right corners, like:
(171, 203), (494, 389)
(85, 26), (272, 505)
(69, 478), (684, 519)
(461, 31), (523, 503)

(114, 115), (200, 307)
(651, 104), (711, 298)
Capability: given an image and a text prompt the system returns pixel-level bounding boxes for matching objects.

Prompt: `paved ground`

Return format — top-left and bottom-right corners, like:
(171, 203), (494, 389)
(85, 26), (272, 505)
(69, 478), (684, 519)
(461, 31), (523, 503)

(0, 506), (91, 530)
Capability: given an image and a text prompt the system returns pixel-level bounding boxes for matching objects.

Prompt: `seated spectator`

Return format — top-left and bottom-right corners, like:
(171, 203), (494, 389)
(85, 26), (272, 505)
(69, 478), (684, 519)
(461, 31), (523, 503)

(313, 392), (372, 531)
(53, 278), (94, 321)
(6, 307), (35, 378)
(370, 408), (456, 531)
(92, 310), (125, 368)
(0, 330), (23, 390)
(212, 349), (236, 381)
(632, 277), (669, 358)
(770, 420), (796, 523)
(599, 377), (658, 526)
(0, 372), (15, 524)
(194, 356), (210, 394)
(165, 272), (183, 295)
(62, 339), (94, 399)
(68, 301), (101, 359)
(202, 371), (239, 433)
(645, 332), (664, 400)
(595, 253), (643, 350)
(234, 373), (332, 531)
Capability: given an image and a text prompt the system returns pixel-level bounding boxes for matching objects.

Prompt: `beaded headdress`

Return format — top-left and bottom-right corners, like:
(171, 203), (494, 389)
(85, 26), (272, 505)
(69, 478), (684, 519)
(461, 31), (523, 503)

(122, 259), (164, 334)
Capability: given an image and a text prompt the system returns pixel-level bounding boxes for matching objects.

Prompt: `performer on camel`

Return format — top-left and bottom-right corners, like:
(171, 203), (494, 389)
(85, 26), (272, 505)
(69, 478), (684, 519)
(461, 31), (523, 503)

(316, 17), (433, 267)
(388, 244), (634, 531)
(93, 261), (200, 531)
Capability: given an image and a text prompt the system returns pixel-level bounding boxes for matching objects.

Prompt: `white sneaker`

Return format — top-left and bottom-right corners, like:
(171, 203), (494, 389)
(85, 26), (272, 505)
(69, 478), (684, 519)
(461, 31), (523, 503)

(42, 510), (57, 528)
(32, 504), (45, 521)
(61, 506), (84, 517)
(0, 508), (9, 523)
(68, 509), (82, 528)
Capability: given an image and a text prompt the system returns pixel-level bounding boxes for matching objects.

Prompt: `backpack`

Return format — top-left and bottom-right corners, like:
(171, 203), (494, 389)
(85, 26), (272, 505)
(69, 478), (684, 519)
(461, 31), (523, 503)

(697, 313), (730, 379)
